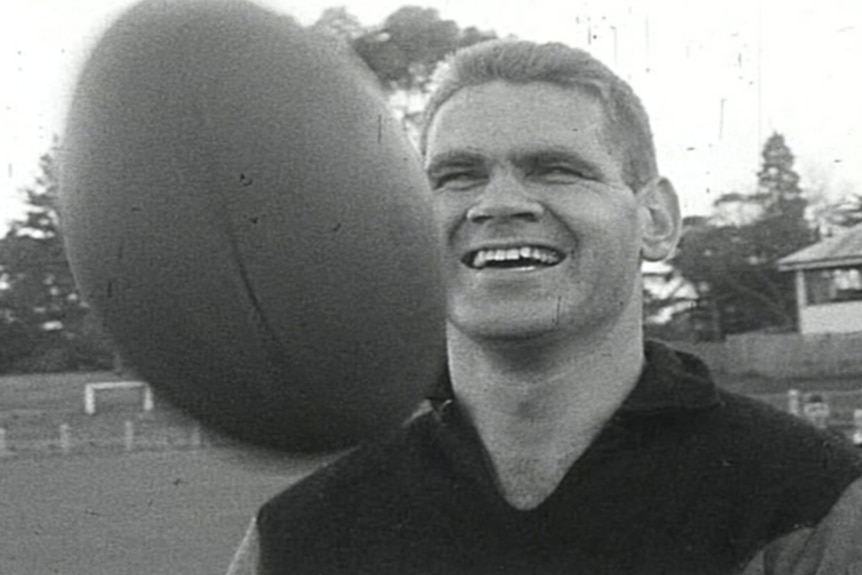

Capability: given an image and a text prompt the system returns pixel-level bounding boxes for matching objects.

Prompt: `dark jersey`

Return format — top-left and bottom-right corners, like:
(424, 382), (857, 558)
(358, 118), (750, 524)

(229, 342), (862, 574)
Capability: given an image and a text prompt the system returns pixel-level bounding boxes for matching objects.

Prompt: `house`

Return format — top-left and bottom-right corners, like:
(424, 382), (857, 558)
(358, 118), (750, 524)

(777, 223), (862, 334)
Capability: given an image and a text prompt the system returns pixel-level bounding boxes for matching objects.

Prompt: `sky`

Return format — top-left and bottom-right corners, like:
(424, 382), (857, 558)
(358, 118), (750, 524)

(2, 0), (860, 229)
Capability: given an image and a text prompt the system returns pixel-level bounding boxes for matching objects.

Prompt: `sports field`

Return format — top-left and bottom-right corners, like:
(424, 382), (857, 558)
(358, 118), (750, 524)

(0, 371), (338, 574)
(1, 369), (859, 573)
(1, 447), (332, 575)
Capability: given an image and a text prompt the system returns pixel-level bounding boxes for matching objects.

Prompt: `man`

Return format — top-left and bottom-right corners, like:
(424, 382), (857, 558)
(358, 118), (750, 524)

(802, 392), (850, 441)
(802, 393), (831, 429)
(228, 40), (862, 574)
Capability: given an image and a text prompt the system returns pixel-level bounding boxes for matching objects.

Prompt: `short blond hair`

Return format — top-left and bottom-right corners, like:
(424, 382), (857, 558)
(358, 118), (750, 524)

(421, 40), (658, 190)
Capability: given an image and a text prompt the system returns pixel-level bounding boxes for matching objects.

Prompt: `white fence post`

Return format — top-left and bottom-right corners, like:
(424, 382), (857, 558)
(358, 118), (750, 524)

(124, 420), (135, 452)
(787, 389), (801, 416)
(84, 386), (96, 415)
(0, 427), (8, 457)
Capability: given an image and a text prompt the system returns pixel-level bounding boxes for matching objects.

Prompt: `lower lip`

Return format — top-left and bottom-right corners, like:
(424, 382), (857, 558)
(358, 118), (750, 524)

(465, 263), (562, 274)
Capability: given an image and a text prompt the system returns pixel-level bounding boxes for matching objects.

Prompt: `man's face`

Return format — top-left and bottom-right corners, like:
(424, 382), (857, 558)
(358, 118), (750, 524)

(424, 81), (654, 343)
(804, 402), (830, 429)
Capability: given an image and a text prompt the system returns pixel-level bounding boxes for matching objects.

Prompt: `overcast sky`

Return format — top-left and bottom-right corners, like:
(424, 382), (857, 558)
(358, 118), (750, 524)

(2, 0), (860, 228)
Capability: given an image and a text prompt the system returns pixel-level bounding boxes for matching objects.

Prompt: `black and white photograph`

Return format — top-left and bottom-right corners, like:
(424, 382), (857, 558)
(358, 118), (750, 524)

(1, 1), (861, 573)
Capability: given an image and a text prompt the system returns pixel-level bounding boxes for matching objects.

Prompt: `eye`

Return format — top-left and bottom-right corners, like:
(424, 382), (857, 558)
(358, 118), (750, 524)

(431, 170), (485, 191)
(531, 164), (591, 182)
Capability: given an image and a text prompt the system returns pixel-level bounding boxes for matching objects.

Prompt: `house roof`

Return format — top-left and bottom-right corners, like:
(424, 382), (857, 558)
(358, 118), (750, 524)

(777, 223), (862, 271)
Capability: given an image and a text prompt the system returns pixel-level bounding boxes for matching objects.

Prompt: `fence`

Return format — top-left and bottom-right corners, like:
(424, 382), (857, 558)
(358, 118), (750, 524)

(0, 377), (219, 460)
(673, 332), (862, 379)
(0, 418), (210, 459)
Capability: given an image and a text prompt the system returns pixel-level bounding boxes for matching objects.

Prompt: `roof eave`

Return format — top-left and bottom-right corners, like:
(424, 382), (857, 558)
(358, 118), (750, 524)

(777, 255), (862, 272)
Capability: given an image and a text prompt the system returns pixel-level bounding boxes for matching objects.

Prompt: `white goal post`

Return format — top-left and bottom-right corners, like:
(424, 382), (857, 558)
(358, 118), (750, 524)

(84, 381), (154, 415)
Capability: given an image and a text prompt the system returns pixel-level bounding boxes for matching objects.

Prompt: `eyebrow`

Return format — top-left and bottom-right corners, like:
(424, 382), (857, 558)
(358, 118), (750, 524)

(426, 146), (607, 178)
(424, 150), (487, 175)
(511, 146), (606, 178)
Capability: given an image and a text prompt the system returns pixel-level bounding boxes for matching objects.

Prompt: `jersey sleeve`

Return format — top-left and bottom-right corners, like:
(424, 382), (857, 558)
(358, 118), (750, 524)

(739, 477), (862, 575)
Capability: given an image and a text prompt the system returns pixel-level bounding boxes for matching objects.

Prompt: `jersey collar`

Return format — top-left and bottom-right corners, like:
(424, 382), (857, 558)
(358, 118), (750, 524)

(427, 340), (720, 416)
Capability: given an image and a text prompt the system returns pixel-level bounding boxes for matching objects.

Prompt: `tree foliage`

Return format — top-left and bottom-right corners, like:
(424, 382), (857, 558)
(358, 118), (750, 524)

(0, 148), (114, 373)
(313, 6), (497, 136)
(672, 133), (816, 339)
(816, 193), (862, 230)
(311, 6), (365, 41)
(350, 6), (496, 93)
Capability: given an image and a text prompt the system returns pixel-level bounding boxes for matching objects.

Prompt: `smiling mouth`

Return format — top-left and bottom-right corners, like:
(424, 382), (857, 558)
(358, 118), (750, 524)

(463, 246), (564, 270)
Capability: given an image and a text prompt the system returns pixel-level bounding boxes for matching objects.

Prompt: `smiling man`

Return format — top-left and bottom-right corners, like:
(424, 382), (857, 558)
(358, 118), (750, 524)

(229, 40), (862, 575)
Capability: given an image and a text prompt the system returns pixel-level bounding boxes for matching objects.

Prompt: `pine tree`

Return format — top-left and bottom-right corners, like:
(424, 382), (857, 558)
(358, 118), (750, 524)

(751, 132), (814, 261)
(0, 148), (114, 372)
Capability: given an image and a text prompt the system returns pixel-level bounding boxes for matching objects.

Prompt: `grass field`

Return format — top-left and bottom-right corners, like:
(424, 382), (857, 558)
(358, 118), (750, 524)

(1, 369), (860, 573)
(0, 448), (333, 575)
(0, 371), (340, 574)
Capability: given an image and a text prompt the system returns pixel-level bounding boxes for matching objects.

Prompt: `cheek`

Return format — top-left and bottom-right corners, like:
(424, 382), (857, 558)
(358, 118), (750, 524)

(430, 199), (455, 245)
(430, 199), (468, 283)
(603, 198), (644, 247)
(569, 202), (644, 286)
(558, 194), (642, 245)
(432, 195), (475, 251)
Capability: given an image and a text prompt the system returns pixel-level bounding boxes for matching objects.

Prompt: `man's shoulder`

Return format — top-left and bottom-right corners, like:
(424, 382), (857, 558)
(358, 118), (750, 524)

(702, 390), (860, 527)
(708, 385), (859, 471)
(652, 350), (862, 484)
(650, 342), (859, 469)
(636, 343), (862, 531)
(258, 410), (440, 528)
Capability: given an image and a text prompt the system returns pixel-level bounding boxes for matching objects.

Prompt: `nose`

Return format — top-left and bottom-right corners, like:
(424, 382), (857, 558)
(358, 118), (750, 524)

(466, 173), (544, 223)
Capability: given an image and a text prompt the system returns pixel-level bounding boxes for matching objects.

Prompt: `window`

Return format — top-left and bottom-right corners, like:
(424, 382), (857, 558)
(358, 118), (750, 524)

(805, 267), (862, 305)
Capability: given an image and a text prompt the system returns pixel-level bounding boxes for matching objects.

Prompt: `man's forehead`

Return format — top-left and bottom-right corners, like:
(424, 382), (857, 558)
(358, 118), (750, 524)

(424, 82), (617, 169)
(427, 80), (604, 125)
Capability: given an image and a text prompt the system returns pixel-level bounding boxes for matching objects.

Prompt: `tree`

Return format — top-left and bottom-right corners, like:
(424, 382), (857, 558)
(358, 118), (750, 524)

(813, 193), (862, 231)
(672, 221), (796, 339)
(311, 6), (364, 41)
(672, 133), (815, 339)
(751, 132), (813, 258)
(0, 147), (114, 372)
(334, 6), (497, 136)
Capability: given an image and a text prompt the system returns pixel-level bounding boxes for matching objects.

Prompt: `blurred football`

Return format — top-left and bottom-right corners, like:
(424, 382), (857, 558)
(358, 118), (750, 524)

(60, 0), (446, 452)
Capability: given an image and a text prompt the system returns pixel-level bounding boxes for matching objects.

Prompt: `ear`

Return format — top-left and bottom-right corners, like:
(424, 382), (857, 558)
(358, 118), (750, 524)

(638, 177), (681, 262)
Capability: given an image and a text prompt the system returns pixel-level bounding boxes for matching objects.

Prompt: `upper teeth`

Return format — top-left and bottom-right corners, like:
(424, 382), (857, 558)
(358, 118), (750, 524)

(471, 246), (562, 269)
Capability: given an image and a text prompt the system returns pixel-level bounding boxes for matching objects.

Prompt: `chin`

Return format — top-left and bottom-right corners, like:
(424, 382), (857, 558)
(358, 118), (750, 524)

(449, 304), (574, 343)
(448, 294), (633, 346)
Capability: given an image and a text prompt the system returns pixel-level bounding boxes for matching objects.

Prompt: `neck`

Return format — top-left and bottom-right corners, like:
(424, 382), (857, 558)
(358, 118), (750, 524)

(448, 321), (644, 437)
(446, 313), (645, 509)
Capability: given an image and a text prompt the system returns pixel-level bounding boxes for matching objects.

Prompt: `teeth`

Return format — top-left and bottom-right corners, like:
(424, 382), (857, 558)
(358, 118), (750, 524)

(474, 251), (488, 268)
(469, 246), (562, 269)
